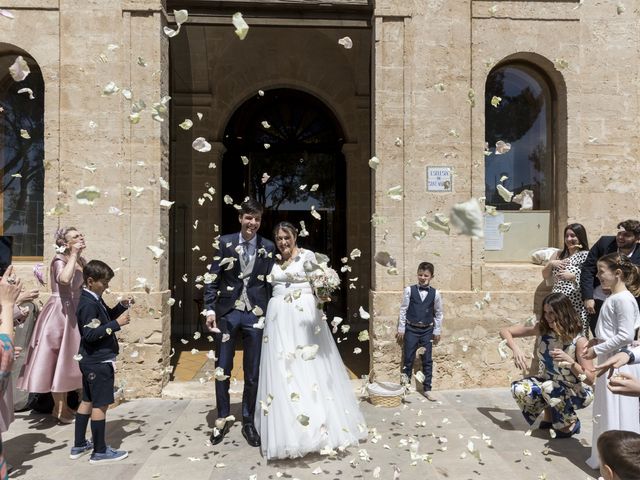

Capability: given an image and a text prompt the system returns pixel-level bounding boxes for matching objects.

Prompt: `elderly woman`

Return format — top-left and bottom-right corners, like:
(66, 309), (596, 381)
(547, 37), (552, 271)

(542, 223), (590, 335)
(500, 293), (595, 437)
(17, 227), (86, 423)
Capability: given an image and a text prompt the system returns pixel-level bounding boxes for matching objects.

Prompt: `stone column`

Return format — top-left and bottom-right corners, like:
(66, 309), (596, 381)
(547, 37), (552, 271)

(369, 14), (408, 382)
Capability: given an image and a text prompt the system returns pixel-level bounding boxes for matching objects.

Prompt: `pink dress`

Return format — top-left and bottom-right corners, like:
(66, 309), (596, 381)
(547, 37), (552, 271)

(17, 255), (83, 393)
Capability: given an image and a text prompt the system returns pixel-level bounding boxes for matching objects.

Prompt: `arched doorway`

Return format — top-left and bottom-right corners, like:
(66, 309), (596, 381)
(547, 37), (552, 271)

(221, 88), (348, 317)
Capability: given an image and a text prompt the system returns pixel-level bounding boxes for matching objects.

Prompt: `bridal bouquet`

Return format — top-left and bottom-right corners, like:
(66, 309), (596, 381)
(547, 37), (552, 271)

(304, 252), (341, 302)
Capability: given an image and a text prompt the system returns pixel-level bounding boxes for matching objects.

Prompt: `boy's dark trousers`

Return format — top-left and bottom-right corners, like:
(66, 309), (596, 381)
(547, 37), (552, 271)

(402, 324), (434, 392)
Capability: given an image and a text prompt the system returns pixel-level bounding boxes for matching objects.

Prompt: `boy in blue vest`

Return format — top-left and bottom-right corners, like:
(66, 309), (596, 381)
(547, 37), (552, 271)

(397, 262), (444, 401)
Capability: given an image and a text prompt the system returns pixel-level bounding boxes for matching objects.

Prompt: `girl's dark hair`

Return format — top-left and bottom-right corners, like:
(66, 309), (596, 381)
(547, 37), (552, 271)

(597, 430), (640, 480)
(83, 260), (114, 283)
(539, 292), (582, 340)
(273, 221), (298, 241)
(558, 223), (589, 259)
(597, 252), (640, 297)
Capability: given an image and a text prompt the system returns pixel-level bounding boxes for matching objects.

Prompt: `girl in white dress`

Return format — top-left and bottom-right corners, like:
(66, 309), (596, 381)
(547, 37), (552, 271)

(583, 253), (640, 469)
(255, 222), (367, 460)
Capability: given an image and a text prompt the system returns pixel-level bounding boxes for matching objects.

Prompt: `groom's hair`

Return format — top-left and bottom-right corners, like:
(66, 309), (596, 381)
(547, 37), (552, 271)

(239, 199), (264, 217)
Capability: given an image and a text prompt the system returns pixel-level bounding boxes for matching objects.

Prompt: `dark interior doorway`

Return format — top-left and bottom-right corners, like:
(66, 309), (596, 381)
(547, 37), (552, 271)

(221, 88), (348, 318)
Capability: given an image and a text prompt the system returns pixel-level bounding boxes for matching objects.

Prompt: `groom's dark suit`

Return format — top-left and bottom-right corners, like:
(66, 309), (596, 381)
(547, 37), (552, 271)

(204, 232), (275, 424)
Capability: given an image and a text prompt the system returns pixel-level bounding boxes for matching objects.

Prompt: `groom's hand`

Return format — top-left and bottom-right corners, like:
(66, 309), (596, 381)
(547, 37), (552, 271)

(205, 313), (217, 332)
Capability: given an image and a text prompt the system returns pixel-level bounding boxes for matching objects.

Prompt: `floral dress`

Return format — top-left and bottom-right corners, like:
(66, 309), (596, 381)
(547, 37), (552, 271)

(511, 333), (593, 430)
(551, 251), (589, 336)
(0, 333), (15, 480)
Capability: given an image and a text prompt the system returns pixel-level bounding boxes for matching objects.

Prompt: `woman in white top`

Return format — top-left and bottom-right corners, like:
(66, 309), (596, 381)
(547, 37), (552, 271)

(583, 252), (640, 469)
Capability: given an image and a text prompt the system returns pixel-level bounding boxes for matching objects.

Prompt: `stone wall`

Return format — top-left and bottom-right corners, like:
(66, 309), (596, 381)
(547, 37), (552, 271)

(371, 0), (640, 387)
(3, 0), (171, 397)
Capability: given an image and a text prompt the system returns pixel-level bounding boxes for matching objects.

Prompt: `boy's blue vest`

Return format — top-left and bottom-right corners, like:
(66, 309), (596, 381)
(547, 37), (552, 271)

(406, 285), (436, 326)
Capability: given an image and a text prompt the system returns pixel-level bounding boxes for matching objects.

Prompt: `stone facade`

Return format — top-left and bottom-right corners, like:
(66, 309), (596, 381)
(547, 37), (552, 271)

(371, 0), (640, 388)
(3, 0), (639, 396)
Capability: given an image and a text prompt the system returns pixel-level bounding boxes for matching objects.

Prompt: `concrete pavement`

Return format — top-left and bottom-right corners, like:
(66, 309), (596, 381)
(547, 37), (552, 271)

(4, 387), (599, 480)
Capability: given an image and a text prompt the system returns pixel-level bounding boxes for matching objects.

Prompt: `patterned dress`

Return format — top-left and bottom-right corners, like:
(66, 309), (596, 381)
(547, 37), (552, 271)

(551, 250), (589, 336)
(0, 333), (15, 480)
(511, 333), (593, 430)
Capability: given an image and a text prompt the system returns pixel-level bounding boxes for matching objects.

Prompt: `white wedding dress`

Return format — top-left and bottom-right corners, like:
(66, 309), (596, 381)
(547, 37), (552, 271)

(255, 249), (367, 460)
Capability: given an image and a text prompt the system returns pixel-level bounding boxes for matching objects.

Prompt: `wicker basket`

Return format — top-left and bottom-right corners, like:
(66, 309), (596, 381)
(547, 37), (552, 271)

(367, 381), (405, 407)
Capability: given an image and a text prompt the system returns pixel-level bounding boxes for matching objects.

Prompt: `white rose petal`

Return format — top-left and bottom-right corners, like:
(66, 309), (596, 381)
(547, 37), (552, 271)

(298, 344), (319, 361)
(368, 156), (380, 170)
(73, 354), (83, 361)
(214, 367), (229, 381)
(75, 186), (101, 205)
(0, 9), (15, 19)
(387, 185), (403, 201)
(103, 81), (119, 95)
(495, 140), (511, 155)
(192, 137), (212, 153)
(450, 198), (484, 237)
(163, 26), (180, 38)
(9, 56), (30, 82)
(491, 96), (502, 107)
(498, 222), (511, 233)
(496, 184), (514, 202)
(179, 119), (193, 130)
(297, 414), (310, 426)
(17, 87), (34, 100)
(338, 36), (353, 49)
(160, 199), (174, 208)
(20, 129), (30, 139)
(358, 306), (370, 320)
(232, 12), (249, 40)
(147, 245), (165, 259)
(174, 9), (188, 25)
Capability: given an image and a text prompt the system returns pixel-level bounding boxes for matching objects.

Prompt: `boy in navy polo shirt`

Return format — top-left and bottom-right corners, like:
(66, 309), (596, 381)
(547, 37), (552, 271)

(71, 260), (133, 463)
(397, 262), (444, 401)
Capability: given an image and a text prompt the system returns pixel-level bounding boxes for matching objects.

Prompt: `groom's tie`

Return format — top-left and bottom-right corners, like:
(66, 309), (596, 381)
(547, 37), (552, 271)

(241, 241), (251, 265)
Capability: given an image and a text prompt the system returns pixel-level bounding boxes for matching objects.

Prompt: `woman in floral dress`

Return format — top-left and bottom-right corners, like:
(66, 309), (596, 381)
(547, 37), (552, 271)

(542, 223), (590, 335)
(500, 292), (594, 436)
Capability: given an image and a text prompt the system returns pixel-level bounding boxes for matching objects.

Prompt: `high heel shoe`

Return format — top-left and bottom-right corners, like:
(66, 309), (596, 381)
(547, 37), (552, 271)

(554, 419), (580, 438)
(52, 412), (75, 424)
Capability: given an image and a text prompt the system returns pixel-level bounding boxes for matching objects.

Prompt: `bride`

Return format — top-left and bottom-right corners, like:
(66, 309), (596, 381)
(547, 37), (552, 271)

(255, 221), (367, 460)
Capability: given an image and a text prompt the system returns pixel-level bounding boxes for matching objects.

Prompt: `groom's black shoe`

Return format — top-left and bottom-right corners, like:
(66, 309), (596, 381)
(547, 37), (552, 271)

(241, 423), (261, 447)
(210, 421), (231, 446)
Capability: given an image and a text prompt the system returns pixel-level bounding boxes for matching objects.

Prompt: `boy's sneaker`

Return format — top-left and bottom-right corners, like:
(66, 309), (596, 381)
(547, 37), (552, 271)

(89, 446), (128, 464)
(69, 439), (93, 460)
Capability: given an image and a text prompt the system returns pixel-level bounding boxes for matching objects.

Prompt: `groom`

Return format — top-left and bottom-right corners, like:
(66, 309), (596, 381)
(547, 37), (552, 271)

(204, 199), (275, 447)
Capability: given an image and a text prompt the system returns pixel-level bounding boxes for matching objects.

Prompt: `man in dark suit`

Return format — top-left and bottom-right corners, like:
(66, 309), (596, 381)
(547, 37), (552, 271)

(580, 219), (640, 335)
(204, 199), (275, 447)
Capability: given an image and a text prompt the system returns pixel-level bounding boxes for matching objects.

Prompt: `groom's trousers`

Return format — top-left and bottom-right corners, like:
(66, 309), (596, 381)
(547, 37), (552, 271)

(214, 309), (263, 424)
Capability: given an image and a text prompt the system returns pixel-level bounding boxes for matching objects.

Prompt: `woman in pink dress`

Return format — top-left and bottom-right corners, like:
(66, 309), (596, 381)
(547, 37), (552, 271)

(17, 227), (86, 423)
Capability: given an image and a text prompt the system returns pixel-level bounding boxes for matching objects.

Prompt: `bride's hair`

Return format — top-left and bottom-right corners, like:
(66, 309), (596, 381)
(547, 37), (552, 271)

(273, 221), (298, 241)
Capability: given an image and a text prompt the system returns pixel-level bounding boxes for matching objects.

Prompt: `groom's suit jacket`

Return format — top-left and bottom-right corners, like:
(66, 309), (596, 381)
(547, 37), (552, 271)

(203, 232), (275, 318)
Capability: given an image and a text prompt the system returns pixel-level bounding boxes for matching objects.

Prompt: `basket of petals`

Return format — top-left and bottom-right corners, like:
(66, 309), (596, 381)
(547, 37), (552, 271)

(366, 381), (405, 407)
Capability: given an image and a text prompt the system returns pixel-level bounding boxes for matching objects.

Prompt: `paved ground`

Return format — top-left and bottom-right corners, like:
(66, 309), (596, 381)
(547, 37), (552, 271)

(4, 387), (599, 480)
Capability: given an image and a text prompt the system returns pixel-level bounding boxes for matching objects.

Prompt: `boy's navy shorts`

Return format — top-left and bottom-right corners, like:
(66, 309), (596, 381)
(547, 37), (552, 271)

(80, 363), (115, 408)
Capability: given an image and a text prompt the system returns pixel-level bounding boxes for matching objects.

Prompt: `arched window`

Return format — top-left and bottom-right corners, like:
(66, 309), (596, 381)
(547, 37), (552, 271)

(485, 63), (555, 260)
(0, 46), (44, 258)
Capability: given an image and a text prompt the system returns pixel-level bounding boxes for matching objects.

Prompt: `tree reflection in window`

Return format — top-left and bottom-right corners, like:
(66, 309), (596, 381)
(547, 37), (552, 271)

(485, 64), (553, 211)
(0, 47), (44, 257)
(224, 89), (344, 212)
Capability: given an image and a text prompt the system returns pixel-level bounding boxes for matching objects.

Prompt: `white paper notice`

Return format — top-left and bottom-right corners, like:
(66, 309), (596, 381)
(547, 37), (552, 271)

(484, 213), (504, 251)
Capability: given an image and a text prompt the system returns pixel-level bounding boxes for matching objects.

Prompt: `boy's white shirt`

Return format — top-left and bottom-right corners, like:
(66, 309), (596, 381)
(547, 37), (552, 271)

(397, 284), (443, 335)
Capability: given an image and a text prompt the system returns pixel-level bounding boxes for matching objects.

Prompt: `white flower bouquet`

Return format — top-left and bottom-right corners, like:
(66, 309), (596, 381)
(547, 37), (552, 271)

(304, 252), (341, 301)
